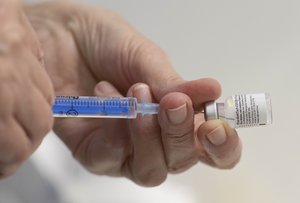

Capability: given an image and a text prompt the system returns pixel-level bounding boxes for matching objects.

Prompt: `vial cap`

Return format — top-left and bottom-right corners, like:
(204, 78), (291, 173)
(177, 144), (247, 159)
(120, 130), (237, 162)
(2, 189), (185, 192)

(204, 101), (218, 121)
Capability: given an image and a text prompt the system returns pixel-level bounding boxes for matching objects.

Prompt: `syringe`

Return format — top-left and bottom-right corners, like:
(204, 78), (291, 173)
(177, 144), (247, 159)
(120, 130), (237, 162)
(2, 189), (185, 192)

(52, 96), (159, 118)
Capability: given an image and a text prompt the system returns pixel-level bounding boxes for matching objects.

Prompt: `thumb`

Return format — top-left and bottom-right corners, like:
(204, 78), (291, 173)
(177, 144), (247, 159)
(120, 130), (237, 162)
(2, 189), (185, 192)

(109, 32), (222, 107)
(118, 37), (222, 109)
(152, 78), (222, 110)
(65, 2), (221, 106)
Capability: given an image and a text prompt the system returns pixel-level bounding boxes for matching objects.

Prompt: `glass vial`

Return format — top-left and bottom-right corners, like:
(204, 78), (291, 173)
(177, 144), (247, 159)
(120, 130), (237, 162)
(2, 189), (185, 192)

(204, 93), (272, 128)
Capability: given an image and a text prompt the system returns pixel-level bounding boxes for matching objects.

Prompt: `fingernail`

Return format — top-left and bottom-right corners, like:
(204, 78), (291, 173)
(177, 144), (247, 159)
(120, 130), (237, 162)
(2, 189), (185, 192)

(206, 125), (226, 146)
(167, 103), (187, 124)
(95, 82), (106, 95)
(133, 84), (151, 100)
(95, 81), (116, 96)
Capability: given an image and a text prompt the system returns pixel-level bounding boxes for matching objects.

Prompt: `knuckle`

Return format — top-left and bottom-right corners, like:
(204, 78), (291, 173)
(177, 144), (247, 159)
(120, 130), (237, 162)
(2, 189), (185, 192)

(0, 144), (28, 179)
(29, 108), (53, 140)
(47, 91), (55, 106)
(217, 159), (240, 169)
(0, 33), (24, 56)
(164, 127), (194, 145)
(140, 44), (167, 62)
(0, 164), (20, 180)
(167, 155), (197, 173)
(127, 38), (169, 67)
(0, 85), (14, 117)
(201, 78), (222, 98)
(10, 143), (31, 164)
(211, 140), (242, 169)
(212, 153), (241, 169)
(0, 57), (24, 89)
(135, 168), (167, 187)
(37, 112), (54, 136)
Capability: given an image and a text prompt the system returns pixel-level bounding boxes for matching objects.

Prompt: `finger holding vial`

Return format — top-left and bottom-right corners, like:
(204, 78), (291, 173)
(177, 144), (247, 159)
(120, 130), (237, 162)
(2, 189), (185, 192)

(198, 93), (272, 168)
(197, 120), (242, 169)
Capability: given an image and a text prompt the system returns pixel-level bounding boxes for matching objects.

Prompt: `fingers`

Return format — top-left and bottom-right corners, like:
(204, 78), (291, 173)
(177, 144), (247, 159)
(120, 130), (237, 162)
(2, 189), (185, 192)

(28, 51), (55, 105)
(94, 81), (122, 97)
(0, 80), (52, 178)
(124, 83), (167, 186)
(158, 92), (198, 173)
(0, 118), (31, 178)
(158, 78), (221, 110)
(15, 86), (53, 149)
(75, 81), (130, 175)
(197, 120), (242, 169)
(118, 36), (221, 109)
(120, 26), (222, 109)
(43, 2), (221, 109)
(126, 42), (222, 106)
(0, 40), (53, 178)
(9, 46), (53, 148)
(0, 0), (44, 64)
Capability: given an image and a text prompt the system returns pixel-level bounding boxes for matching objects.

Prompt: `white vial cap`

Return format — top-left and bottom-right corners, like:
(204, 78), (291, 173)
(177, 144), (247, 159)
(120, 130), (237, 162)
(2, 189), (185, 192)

(204, 101), (218, 121)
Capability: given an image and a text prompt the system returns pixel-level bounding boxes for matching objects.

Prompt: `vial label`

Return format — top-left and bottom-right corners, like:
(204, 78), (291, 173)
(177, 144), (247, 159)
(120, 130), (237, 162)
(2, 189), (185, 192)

(233, 94), (268, 127)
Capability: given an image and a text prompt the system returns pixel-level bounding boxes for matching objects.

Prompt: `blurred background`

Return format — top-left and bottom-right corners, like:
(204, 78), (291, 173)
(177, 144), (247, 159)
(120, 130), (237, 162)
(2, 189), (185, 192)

(1, 0), (299, 202)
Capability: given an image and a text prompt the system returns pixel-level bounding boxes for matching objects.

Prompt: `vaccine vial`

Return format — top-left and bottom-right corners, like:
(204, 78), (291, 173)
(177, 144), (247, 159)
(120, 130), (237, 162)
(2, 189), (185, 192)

(204, 93), (272, 128)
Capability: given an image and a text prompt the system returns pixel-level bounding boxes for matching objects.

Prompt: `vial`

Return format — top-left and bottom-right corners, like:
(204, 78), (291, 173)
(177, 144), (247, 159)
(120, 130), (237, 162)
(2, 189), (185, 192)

(204, 93), (272, 128)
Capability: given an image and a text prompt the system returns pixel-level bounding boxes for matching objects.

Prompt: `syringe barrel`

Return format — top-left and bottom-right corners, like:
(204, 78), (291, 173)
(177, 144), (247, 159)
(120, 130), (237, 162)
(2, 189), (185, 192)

(53, 96), (139, 118)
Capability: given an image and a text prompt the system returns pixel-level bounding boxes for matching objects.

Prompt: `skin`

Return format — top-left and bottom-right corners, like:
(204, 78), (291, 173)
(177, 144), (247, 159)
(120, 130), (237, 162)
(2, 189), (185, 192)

(0, 0), (54, 178)
(0, 0), (242, 186)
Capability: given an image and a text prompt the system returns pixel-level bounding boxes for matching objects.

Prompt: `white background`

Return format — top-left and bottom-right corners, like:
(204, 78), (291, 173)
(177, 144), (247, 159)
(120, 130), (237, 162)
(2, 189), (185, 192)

(9, 0), (300, 202)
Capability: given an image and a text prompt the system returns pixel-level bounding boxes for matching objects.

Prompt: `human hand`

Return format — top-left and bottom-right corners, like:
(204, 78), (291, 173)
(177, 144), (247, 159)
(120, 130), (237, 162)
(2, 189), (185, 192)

(25, 2), (242, 186)
(0, 0), (54, 178)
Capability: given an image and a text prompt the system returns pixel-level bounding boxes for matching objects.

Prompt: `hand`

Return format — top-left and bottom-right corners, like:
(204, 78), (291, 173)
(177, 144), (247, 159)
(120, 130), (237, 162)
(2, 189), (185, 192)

(0, 0), (54, 178)
(25, 2), (242, 186)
